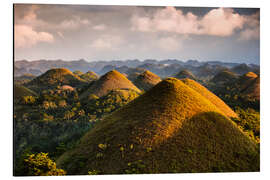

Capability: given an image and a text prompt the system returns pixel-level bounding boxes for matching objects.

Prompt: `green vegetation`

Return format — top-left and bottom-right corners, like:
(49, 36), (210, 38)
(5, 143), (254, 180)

(16, 152), (66, 176)
(79, 71), (99, 82)
(57, 78), (259, 174)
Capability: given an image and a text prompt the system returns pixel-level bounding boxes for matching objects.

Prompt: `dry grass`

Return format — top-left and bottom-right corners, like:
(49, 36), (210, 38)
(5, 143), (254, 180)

(181, 78), (238, 118)
(134, 70), (161, 91)
(57, 78), (258, 174)
(26, 68), (87, 91)
(175, 70), (196, 80)
(80, 70), (141, 98)
(242, 77), (260, 100)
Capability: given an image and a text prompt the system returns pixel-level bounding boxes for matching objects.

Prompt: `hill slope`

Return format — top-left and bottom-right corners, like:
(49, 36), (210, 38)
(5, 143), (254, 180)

(211, 70), (238, 84)
(175, 70), (196, 80)
(181, 78), (238, 118)
(26, 68), (87, 91)
(242, 77), (260, 101)
(80, 70), (141, 99)
(57, 78), (258, 174)
(14, 85), (37, 99)
(133, 70), (161, 91)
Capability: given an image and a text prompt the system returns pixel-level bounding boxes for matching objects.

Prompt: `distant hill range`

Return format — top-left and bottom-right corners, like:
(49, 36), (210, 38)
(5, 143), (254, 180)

(14, 59), (259, 78)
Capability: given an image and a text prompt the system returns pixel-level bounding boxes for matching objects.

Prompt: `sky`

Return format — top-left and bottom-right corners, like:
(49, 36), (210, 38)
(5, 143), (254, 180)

(14, 4), (260, 64)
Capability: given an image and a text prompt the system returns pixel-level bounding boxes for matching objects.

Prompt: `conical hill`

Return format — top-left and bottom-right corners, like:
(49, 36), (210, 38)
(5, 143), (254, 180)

(26, 68), (87, 91)
(181, 78), (238, 118)
(80, 70), (141, 99)
(57, 78), (258, 174)
(211, 70), (238, 84)
(133, 70), (161, 91)
(175, 70), (196, 80)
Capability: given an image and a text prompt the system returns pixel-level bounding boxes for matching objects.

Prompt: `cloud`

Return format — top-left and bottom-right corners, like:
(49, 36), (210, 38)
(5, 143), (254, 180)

(89, 35), (124, 50)
(57, 31), (64, 39)
(59, 16), (90, 30)
(131, 7), (258, 38)
(239, 28), (259, 41)
(93, 24), (107, 30)
(15, 25), (54, 48)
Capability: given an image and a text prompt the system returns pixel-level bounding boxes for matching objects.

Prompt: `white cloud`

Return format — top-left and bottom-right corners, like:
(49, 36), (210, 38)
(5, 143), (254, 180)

(59, 16), (90, 30)
(131, 7), (259, 38)
(93, 24), (107, 30)
(15, 25), (54, 48)
(57, 31), (64, 39)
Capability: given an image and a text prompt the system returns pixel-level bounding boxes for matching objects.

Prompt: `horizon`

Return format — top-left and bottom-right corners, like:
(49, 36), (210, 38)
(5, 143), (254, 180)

(14, 4), (260, 64)
(14, 58), (259, 65)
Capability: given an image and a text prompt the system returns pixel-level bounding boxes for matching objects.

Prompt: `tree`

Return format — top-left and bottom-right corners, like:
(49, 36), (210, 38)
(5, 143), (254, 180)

(22, 152), (66, 176)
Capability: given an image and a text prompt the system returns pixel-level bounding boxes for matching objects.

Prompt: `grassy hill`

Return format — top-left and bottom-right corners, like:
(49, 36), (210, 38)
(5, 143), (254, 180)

(133, 70), (161, 91)
(181, 78), (238, 118)
(26, 68), (87, 92)
(14, 85), (37, 99)
(242, 77), (260, 101)
(80, 70), (141, 99)
(211, 70), (238, 84)
(57, 78), (258, 174)
(79, 71), (99, 82)
(175, 70), (196, 80)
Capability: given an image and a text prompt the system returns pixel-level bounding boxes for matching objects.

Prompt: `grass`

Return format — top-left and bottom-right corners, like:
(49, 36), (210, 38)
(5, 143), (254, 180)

(181, 78), (238, 118)
(57, 78), (259, 174)
(175, 70), (196, 80)
(134, 70), (161, 91)
(26, 68), (87, 92)
(14, 85), (38, 99)
(80, 70), (141, 98)
(211, 70), (238, 84)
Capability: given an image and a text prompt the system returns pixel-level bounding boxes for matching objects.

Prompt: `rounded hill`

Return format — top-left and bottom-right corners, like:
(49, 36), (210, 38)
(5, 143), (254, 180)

(239, 72), (258, 91)
(14, 85), (37, 99)
(175, 70), (196, 80)
(211, 70), (238, 84)
(133, 70), (161, 91)
(242, 77), (260, 101)
(26, 68), (87, 91)
(57, 78), (258, 174)
(80, 71), (99, 82)
(80, 70), (141, 99)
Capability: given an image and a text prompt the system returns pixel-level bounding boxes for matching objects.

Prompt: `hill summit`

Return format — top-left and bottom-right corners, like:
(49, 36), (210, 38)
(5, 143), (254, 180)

(211, 70), (238, 84)
(26, 68), (87, 91)
(80, 70), (141, 98)
(58, 78), (258, 174)
(175, 70), (196, 80)
(133, 70), (161, 91)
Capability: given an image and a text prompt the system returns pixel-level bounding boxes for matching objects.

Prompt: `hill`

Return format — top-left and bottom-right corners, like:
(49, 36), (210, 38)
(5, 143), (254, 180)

(57, 78), (258, 174)
(14, 85), (38, 99)
(211, 70), (238, 85)
(239, 72), (258, 91)
(133, 70), (161, 91)
(181, 78), (237, 118)
(175, 70), (196, 80)
(242, 77), (260, 101)
(80, 70), (141, 99)
(26, 68), (87, 92)
(79, 71), (99, 82)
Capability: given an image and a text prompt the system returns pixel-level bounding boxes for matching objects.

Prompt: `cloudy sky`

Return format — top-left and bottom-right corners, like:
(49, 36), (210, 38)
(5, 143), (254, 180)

(14, 4), (260, 64)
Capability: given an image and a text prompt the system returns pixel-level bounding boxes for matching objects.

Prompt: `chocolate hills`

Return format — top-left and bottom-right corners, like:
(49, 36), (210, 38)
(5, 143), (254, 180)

(211, 70), (238, 85)
(133, 70), (161, 91)
(239, 72), (258, 91)
(26, 68), (87, 92)
(57, 78), (258, 174)
(80, 70), (141, 99)
(79, 71), (99, 82)
(175, 70), (196, 80)
(242, 76), (260, 101)
(14, 85), (37, 99)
